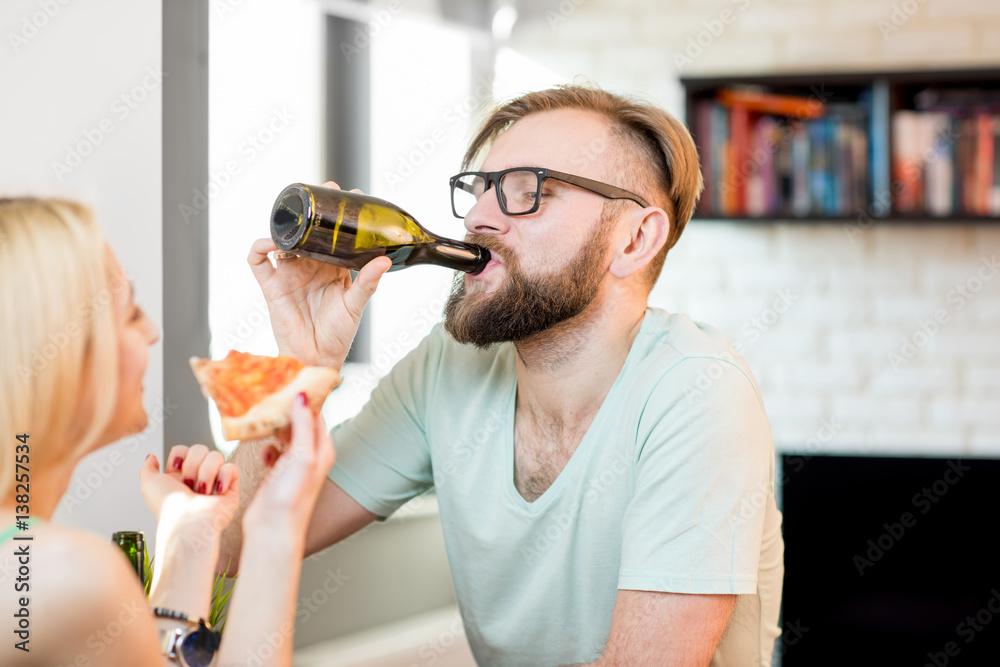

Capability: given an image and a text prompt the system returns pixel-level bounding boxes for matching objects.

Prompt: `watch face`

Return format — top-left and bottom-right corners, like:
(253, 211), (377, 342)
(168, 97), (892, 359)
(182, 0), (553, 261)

(179, 630), (218, 667)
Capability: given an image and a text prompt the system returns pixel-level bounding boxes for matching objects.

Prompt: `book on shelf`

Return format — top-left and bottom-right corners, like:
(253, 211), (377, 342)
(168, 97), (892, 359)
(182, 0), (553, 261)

(694, 89), (872, 218)
(891, 101), (1000, 217)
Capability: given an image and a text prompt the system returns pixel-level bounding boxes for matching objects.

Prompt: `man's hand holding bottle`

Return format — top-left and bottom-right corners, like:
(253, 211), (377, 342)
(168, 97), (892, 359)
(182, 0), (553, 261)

(248, 181), (391, 369)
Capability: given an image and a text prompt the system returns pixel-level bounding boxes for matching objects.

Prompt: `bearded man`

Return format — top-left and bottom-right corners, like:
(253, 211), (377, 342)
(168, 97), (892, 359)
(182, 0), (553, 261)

(225, 85), (784, 667)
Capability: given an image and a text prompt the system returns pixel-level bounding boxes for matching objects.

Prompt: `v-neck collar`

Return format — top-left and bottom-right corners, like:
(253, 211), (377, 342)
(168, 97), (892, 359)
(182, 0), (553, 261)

(502, 310), (650, 514)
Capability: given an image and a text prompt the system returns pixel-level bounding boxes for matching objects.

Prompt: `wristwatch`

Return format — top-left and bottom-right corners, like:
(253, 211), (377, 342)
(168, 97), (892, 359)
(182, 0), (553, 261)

(154, 608), (221, 667)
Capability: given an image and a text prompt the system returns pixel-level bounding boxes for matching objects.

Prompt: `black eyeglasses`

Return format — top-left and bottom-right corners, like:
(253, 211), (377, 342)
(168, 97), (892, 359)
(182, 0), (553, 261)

(449, 167), (649, 219)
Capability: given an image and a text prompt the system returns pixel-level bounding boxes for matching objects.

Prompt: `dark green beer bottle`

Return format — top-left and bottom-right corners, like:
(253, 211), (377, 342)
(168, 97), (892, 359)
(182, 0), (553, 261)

(112, 530), (146, 588)
(270, 183), (490, 273)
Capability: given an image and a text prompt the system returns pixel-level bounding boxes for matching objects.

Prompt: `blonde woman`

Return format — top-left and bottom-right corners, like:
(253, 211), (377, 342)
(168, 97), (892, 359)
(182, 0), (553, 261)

(0, 198), (339, 666)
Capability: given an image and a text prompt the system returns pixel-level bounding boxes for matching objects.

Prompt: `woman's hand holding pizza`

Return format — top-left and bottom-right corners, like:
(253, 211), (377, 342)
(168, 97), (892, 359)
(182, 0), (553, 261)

(243, 393), (335, 537)
(248, 181), (391, 369)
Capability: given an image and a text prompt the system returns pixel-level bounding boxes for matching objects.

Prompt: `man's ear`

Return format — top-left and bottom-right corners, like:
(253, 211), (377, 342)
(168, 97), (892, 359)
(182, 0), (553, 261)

(609, 206), (669, 280)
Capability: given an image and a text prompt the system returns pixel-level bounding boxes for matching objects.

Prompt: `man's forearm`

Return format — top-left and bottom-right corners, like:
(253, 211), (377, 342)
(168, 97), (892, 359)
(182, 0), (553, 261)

(567, 591), (736, 667)
(217, 437), (275, 575)
(219, 434), (379, 573)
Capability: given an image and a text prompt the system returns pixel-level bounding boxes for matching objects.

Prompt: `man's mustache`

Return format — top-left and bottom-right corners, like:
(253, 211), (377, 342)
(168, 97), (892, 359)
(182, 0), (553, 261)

(465, 233), (513, 266)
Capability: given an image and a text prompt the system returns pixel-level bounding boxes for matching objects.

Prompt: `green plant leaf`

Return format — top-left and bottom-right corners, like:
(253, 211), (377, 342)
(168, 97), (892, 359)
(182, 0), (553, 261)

(209, 558), (237, 634)
(143, 553), (237, 636)
(143, 552), (154, 598)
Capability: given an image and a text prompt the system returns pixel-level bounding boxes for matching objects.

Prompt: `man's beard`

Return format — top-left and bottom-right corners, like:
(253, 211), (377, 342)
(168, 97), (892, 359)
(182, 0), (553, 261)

(443, 227), (610, 349)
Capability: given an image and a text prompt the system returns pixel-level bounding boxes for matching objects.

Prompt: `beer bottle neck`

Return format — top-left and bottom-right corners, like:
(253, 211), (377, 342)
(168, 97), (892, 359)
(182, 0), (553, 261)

(406, 240), (491, 273)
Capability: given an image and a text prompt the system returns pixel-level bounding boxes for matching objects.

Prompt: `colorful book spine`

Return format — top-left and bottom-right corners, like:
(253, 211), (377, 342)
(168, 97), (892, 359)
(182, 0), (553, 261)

(887, 108), (1000, 217)
(694, 90), (873, 218)
(992, 118), (1000, 216)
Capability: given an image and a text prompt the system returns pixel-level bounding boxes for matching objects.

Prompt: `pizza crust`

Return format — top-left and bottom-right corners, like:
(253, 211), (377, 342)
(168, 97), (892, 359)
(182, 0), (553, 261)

(189, 357), (341, 442)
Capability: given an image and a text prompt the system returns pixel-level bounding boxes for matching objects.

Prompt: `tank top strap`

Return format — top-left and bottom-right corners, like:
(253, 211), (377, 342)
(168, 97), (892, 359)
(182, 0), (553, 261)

(0, 517), (43, 544)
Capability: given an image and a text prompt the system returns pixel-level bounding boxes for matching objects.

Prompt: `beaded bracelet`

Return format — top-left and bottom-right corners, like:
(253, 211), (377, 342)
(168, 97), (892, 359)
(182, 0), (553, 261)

(152, 607), (205, 625)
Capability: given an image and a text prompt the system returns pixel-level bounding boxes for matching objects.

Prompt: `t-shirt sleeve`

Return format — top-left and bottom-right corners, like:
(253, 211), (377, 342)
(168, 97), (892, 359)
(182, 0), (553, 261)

(618, 356), (775, 595)
(327, 327), (444, 518)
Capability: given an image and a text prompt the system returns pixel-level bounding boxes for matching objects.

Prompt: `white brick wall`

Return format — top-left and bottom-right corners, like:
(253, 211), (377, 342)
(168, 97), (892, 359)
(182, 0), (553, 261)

(509, 0), (1000, 455)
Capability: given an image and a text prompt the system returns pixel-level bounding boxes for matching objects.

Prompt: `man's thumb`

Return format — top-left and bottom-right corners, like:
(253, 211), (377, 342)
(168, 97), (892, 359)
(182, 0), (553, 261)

(345, 256), (391, 318)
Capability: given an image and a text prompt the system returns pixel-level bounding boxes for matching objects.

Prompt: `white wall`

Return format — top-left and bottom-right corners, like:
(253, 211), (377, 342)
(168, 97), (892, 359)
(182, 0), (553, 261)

(0, 0), (163, 539)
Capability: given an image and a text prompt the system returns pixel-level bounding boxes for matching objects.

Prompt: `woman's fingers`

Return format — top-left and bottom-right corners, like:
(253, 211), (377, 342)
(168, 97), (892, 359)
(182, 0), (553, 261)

(321, 181), (341, 190)
(265, 396), (317, 493)
(260, 441), (282, 468)
(166, 445), (189, 476)
(164, 444), (232, 495)
(243, 401), (335, 529)
(214, 462), (240, 496)
(139, 453), (160, 482)
(280, 393), (314, 475)
(195, 450), (225, 495)
(314, 410), (335, 473)
(180, 444), (210, 490)
(285, 397), (332, 487)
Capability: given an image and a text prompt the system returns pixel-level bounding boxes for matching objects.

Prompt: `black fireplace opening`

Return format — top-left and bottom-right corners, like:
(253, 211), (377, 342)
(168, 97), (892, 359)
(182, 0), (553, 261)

(779, 454), (1000, 666)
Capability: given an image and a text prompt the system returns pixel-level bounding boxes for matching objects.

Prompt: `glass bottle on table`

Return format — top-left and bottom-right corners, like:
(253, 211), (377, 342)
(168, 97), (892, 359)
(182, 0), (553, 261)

(112, 530), (146, 588)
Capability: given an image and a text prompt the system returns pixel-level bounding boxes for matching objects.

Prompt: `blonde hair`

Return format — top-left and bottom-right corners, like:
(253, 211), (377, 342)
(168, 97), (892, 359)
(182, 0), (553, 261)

(464, 85), (703, 288)
(0, 198), (120, 502)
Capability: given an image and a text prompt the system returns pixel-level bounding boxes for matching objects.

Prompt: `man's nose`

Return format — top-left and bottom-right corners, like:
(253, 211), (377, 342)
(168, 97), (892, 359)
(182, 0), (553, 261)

(463, 186), (510, 237)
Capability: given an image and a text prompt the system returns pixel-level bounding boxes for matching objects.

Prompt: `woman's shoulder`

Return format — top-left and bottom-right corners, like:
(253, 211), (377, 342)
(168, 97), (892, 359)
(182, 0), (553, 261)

(0, 523), (149, 665)
(32, 522), (136, 585)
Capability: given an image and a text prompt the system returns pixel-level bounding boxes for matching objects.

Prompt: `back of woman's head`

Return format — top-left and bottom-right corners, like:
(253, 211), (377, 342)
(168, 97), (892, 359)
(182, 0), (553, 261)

(0, 198), (119, 501)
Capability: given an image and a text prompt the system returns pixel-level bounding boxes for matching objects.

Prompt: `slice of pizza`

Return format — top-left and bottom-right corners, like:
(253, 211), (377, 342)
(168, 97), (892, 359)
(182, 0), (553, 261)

(189, 350), (341, 441)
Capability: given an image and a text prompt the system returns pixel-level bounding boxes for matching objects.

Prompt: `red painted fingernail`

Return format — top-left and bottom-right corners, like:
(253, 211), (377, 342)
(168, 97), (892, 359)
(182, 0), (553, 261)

(184, 478), (194, 490)
(197, 482), (207, 494)
(172, 458), (182, 470)
(297, 392), (307, 406)
(215, 480), (223, 494)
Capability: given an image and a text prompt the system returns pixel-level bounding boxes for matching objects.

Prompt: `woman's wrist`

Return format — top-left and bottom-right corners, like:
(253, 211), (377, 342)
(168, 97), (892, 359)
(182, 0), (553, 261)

(147, 551), (217, 620)
(243, 499), (311, 538)
(241, 522), (307, 578)
(149, 511), (223, 619)
(242, 519), (306, 553)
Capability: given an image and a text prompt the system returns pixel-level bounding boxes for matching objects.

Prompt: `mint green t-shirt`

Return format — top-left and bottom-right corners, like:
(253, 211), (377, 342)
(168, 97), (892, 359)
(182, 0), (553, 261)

(329, 309), (784, 666)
